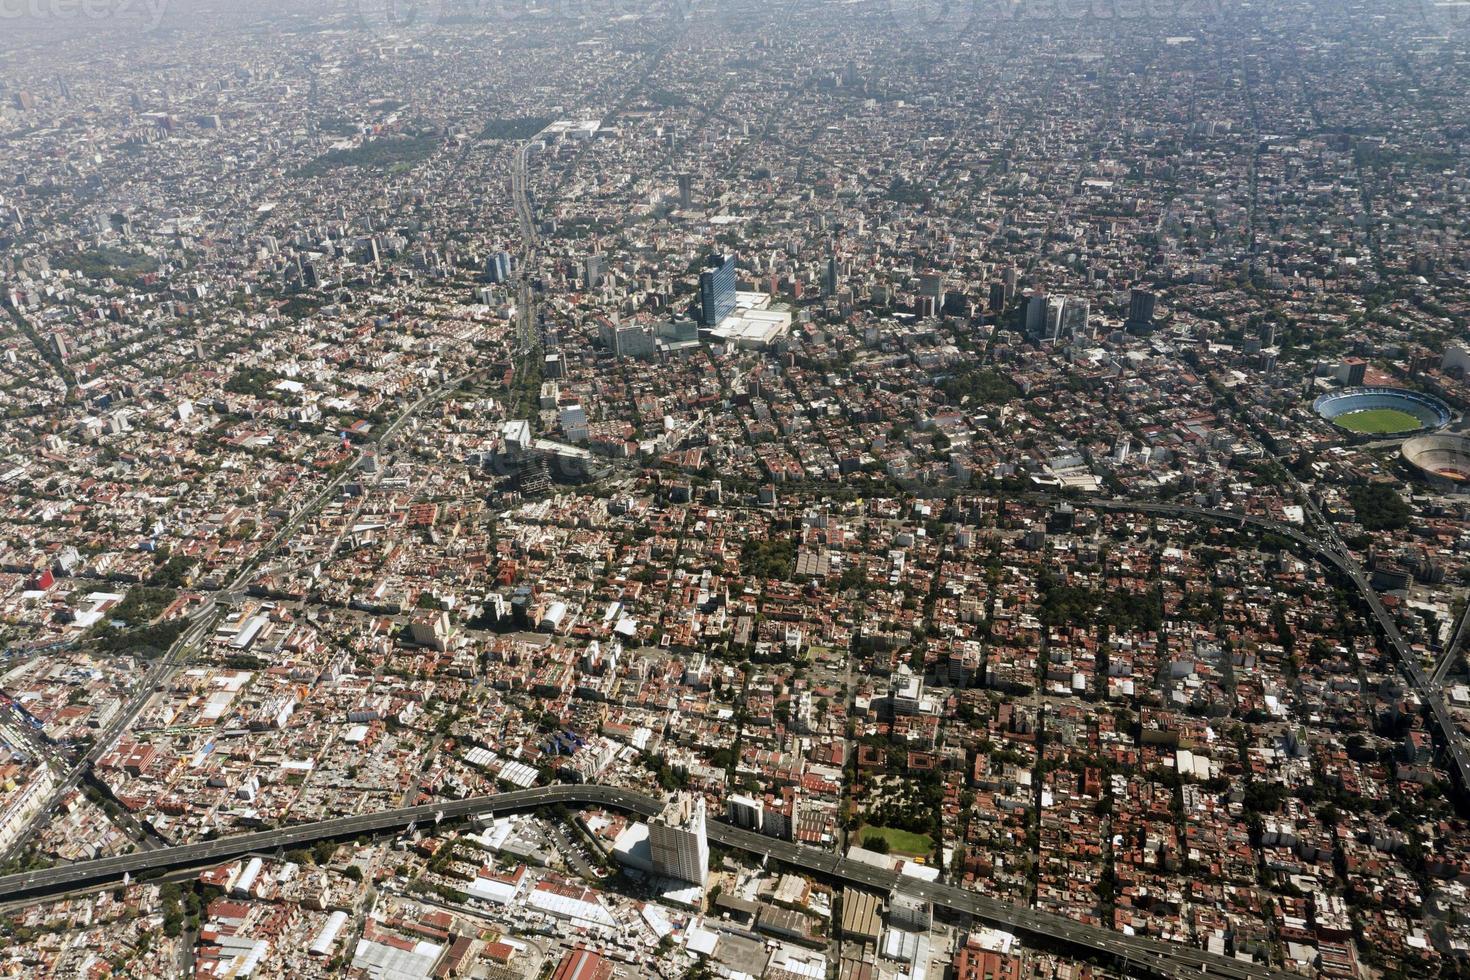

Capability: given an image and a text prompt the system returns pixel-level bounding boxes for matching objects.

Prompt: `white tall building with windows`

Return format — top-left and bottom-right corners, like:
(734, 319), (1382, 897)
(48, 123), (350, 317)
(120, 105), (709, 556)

(1442, 341), (1470, 377)
(649, 792), (709, 887)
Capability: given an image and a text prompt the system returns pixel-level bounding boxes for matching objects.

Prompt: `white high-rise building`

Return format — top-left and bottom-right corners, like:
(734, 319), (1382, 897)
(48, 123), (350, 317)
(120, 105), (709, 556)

(649, 792), (710, 887)
(1028, 292), (1091, 340)
(1442, 341), (1470, 377)
(726, 794), (764, 833)
(1043, 295), (1067, 340)
(891, 664), (925, 715)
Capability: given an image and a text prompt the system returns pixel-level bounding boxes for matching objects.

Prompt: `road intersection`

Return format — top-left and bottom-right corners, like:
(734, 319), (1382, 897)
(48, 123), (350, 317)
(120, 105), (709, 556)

(0, 783), (1294, 980)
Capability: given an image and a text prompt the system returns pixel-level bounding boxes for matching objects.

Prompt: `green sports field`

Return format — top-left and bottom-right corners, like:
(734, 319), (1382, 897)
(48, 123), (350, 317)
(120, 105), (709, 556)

(858, 824), (934, 857)
(1333, 408), (1426, 434)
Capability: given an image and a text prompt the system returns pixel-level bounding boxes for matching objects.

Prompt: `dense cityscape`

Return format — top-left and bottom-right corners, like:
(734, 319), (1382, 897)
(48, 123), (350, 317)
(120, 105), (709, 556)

(0, 0), (1469, 977)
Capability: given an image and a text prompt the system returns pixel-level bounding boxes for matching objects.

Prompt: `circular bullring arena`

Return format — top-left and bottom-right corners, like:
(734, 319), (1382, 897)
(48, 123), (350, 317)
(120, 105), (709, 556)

(1313, 387), (1453, 436)
(1402, 434), (1470, 491)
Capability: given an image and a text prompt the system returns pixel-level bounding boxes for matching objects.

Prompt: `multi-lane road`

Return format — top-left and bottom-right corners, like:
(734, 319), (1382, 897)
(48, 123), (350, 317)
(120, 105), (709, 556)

(1070, 496), (1470, 789)
(0, 501), (1433, 978)
(3, 138), (527, 866)
(0, 370), (476, 866)
(0, 612), (211, 864)
(0, 345), (1455, 980)
(1432, 603), (1470, 689)
(510, 140), (539, 357)
(0, 498), (1444, 979)
(0, 784), (1293, 980)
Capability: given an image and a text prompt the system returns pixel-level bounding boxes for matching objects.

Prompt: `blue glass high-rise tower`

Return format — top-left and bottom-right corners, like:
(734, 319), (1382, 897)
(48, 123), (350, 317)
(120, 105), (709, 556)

(699, 253), (737, 328)
(486, 251), (513, 284)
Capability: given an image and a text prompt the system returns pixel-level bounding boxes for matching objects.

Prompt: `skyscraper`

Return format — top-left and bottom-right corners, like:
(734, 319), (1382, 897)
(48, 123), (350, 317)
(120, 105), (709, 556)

(649, 792), (709, 887)
(823, 255), (840, 298)
(1126, 288), (1156, 332)
(1044, 295), (1066, 340)
(1061, 297), (1091, 338)
(699, 253), (737, 328)
(918, 272), (945, 312)
(1025, 293), (1047, 336)
(486, 251), (513, 284)
(988, 281), (1006, 315)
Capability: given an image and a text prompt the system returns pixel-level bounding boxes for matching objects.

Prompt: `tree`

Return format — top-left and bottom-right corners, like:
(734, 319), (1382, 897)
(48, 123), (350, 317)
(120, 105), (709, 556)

(159, 882), (184, 937)
(862, 833), (891, 854)
(1348, 483), (1411, 532)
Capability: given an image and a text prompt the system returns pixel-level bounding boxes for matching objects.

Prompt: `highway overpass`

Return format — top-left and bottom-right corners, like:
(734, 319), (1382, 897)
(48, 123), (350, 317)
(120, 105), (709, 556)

(3, 494), (1430, 980)
(0, 784), (1293, 980)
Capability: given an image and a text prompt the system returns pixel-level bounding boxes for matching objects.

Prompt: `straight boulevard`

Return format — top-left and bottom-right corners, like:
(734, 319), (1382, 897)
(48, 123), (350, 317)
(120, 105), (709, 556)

(0, 784), (1294, 980)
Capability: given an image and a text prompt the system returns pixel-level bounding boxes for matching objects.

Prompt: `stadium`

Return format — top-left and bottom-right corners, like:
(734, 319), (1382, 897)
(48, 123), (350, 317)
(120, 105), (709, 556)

(1313, 387), (1453, 436)
(1401, 433), (1470, 491)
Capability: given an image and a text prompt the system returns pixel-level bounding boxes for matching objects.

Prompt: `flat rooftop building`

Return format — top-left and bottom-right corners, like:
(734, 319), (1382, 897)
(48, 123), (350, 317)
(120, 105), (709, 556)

(840, 888), (883, 943)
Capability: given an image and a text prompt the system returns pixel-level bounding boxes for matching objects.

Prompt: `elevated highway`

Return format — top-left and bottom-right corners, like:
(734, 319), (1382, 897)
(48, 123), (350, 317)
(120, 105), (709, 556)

(0, 784), (1294, 980)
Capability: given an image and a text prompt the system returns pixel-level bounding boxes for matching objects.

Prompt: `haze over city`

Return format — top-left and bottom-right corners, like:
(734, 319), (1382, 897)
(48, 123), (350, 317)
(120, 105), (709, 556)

(0, 1), (1467, 979)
